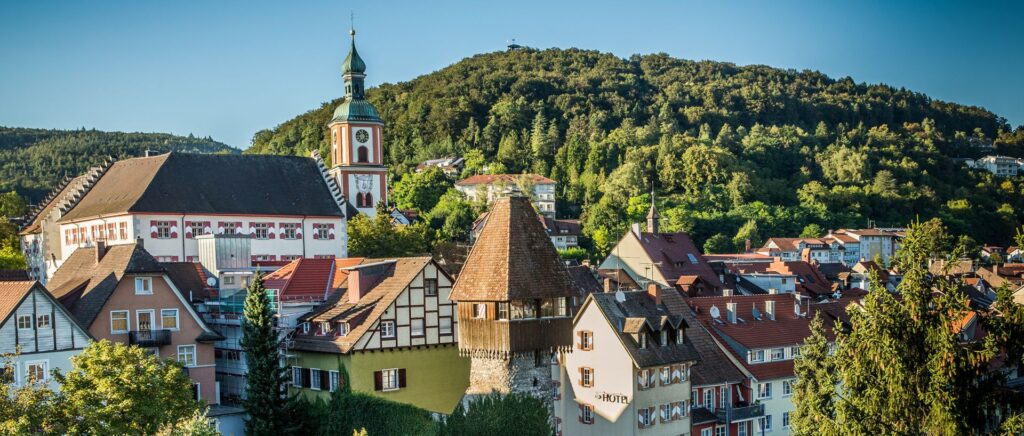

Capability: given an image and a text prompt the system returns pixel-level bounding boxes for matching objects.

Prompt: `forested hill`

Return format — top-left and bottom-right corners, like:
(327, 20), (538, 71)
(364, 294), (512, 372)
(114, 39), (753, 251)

(250, 48), (1024, 247)
(0, 127), (237, 202)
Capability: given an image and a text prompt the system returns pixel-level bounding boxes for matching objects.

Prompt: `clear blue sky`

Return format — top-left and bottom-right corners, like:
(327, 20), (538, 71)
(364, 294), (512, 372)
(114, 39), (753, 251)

(1, 0), (1021, 149)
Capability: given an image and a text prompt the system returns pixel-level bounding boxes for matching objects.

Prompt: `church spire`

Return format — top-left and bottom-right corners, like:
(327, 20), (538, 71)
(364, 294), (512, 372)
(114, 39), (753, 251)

(646, 189), (659, 233)
(342, 28), (366, 99)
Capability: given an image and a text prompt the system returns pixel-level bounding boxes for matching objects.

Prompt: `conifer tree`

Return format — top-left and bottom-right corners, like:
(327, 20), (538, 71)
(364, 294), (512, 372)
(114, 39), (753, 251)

(791, 314), (838, 436)
(241, 273), (297, 436)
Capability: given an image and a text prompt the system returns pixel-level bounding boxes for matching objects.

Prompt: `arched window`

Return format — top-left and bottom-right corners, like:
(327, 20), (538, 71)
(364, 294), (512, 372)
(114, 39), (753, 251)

(358, 193), (374, 208)
(357, 146), (369, 163)
(356, 193), (365, 208)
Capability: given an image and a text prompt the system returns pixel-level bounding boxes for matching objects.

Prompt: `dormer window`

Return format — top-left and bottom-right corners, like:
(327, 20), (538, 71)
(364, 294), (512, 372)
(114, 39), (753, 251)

(336, 322), (350, 337)
(302, 322), (310, 334)
(639, 333), (648, 349)
(319, 322), (331, 335)
(676, 328), (685, 344)
(660, 329), (668, 346)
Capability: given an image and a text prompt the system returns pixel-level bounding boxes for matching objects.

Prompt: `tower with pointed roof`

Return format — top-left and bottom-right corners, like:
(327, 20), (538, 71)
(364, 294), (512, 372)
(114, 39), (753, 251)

(646, 190), (659, 233)
(450, 196), (578, 407)
(327, 28), (388, 217)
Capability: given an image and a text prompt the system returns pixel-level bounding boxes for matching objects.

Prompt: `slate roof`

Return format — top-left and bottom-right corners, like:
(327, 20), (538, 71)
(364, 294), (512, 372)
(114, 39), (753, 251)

(292, 257), (438, 354)
(451, 196), (576, 301)
(567, 266), (603, 296)
(59, 153), (344, 223)
(632, 231), (724, 289)
(162, 262), (214, 303)
(587, 290), (700, 368)
(48, 244), (164, 328)
(455, 173), (556, 186)
(662, 291), (745, 387)
(541, 217), (581, 237)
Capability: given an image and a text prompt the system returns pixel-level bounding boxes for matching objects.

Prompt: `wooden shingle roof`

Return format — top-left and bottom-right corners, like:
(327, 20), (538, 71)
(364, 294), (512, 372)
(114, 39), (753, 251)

(450, 196), (575, 301)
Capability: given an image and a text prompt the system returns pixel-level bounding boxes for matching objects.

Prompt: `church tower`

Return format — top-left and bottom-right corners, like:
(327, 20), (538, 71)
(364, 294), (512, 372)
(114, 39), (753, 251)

(327, 28), (388, 217)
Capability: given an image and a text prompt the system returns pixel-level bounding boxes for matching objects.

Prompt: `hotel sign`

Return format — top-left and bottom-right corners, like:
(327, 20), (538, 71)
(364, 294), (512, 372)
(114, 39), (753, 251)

(595, 391), (629, 404)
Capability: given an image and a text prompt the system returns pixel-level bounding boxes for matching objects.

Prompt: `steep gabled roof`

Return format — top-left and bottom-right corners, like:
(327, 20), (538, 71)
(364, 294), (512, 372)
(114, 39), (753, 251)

(585, 290), (700, 368)
(58, 153), (344, 222)
(48, 244), (164, 328)
(451, 196), (575, 301)
(19, 174), (89, 235)
(0, 280), (93, 340)
(292, 257), (438, 353)
(632, 231), (724, 289)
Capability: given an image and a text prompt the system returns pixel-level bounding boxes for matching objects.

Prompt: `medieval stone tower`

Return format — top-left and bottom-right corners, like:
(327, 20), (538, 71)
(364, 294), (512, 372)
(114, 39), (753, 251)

(450, 196), (577, 408)
(327, 28), (388, 217)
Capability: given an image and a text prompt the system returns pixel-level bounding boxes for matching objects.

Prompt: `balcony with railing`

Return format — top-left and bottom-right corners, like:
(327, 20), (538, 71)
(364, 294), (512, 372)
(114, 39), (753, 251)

(128, 329), (172, 347)
(715, 402), (765, 423)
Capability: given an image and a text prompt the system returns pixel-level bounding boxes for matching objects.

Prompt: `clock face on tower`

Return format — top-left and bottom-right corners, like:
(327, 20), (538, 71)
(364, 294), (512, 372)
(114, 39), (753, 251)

(355, 129), (369, 144)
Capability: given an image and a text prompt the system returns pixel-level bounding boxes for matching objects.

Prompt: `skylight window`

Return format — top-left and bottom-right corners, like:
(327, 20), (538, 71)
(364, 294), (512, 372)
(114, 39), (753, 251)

(687, 253), (699, 265)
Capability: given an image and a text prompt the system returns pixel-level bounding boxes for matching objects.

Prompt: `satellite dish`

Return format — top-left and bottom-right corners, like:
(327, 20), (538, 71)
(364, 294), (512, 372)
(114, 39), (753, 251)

(206, 277), (217, 287)
(615, 290), (626, 303)
(709, 305), (721, 319)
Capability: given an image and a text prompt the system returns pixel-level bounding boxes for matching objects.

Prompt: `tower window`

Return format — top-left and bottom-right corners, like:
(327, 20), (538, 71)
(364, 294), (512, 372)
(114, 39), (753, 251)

(356, 192), (374, 208)
(357, 146), (369, 163)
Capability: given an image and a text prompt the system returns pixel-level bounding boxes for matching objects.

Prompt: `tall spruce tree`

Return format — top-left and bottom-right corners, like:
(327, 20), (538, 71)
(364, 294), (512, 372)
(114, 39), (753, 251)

(241, 273), (297, 435)
(792, 218), (1024, 434)
(791, 314), (838, 435)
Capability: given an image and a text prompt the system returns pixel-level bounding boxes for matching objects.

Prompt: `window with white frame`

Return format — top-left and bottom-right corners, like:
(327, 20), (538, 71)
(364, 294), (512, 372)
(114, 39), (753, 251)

(759, 415), (772, 432)
(439, 317), (452, 334)
(253, 223), (270, 239)
(702, 428), (712, 436)
(411, 318), (425, 337)
(329, 371), (340, 392)
(119, 222), (128, 240)
(177, 345), (197, 367)
(161, 309), (179, 330)
(757, 382), (772, 399)
(36, 314), (51, 329)
(720, 386), (728, 408)
(380, 320), (395, 338)
(222, 222), (239, 235)
(110, 310), (129, 333)
(315, 225), (330, 240)
(381, 368), (400, 391)
(783, 379), (794, 396)
(17, 314), (32, 330)
(135, 277), (153, 295)
(738, 421), (748, 436)
(638, 407), (655, 428)
(310, 369), (322, 390)
(189, 221), (207, 237)
(580, 367), (594, 387)
(704, 389), (714, 411)
(579, 330), (594, 350)
(792, 345), (801, 358)
(771, 347), (785, 361)
(24, 361), (47, 383)
(716, 425), (726, 436)
(473, 303), (486, 319)
(155, 221), (173, 239)
(281, 223), (298, 239)
(580, 403), (594, 424)
(292, 367), (302, 385)
(750, 349), (765, 363)
(336, 322), (350, 337)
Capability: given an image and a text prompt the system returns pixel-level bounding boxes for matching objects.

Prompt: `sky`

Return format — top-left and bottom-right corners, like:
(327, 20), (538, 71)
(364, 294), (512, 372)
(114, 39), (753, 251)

(1, 1), (1021, 149)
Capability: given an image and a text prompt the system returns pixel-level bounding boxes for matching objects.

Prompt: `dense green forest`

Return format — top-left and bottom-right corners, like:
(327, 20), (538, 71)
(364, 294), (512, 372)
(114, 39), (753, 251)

(0, 127), (237, 202)
(249, 48), (1024, 251)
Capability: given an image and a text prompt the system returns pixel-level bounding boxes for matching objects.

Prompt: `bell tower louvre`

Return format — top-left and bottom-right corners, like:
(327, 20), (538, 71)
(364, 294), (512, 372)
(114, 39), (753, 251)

(327, 28), (388, 217)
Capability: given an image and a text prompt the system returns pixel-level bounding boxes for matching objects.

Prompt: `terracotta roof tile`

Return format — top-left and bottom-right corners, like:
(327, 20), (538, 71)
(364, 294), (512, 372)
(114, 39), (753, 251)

(0, 280), (35, 322)
(455, 173), (555, 186)
(451, 196), (576, 301)
(633, 232), (724, 290)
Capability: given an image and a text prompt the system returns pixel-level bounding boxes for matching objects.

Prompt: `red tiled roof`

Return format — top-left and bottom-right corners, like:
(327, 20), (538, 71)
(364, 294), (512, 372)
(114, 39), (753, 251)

(703, 253), (773, 262)
(265, 257), (366, 301)
(633, 231), (724, 290)
(0, 280), (35, 322)
(455, 173), (555, 186)
(763, 237), (827, 252)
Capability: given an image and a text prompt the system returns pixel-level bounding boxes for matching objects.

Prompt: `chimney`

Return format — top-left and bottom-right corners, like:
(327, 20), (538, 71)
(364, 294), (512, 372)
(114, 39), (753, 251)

(722, 288), (733, 297)
(135, 236), (144, 249)
(348, 269), (368, 304)
(726, 302), (737, 324)
(765, 300), (776, 320)
(604, 278), (614, 293)
(347, 261), (395, 304)
(647, 283), (661, 305)
(95, 240), (109, 263)
(744, 239), (751, 253)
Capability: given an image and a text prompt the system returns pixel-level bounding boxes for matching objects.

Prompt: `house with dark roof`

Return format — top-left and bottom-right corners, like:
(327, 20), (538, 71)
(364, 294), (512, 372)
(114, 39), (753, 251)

(454, 173), (557, 217)
(18, 171), (97, 284)
(555, 286), (700, 435)
(599, 201), (723, 296)
(47, 242), (223, 404)
(41, 152), (348, 281)
(286, 256), (469, 414)
(0, 280), (92, 389)
(724, 260), (834, 297)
